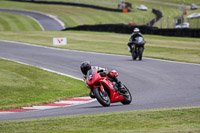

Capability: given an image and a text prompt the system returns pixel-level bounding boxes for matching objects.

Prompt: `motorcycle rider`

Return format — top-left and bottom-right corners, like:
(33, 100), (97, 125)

(127, 27), (143, 52)
(80, 61), (122, 98)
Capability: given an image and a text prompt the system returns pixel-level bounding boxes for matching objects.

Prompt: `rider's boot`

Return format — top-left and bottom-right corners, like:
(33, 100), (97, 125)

(128, 44), (133, 53)
(117, 81), (122, 88)
(117, 81), (126, 93)
(129, 47), (133, 53)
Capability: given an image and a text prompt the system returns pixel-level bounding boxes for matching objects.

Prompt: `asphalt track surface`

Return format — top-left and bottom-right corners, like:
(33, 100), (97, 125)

(0, 8), (64, 31)
(0, 40), (200, 121)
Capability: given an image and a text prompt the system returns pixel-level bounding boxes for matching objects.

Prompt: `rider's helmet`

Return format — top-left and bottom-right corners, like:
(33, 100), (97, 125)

(80, 61), (91, 75)
(133, 28), (140, 34)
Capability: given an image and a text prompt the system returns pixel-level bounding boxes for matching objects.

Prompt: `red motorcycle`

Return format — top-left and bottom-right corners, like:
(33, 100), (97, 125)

(86, 69), (132, 106)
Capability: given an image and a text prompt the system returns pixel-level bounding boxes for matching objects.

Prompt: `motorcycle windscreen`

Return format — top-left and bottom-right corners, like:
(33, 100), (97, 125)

(87, 69), (95, 80)
(135, 36), (145, 45)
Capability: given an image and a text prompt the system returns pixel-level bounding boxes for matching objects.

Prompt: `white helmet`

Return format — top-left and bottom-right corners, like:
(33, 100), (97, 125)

(133, 28), (140, 33)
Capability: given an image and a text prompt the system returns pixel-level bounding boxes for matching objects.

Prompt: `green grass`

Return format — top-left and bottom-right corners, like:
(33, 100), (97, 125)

(189, 19), (200, 28)
(0, 2), (199, 132)
(1, 0), (199, 28)
(159, 0), (200, 5)
(0, 12), (42, 31)
(0, 31), (199, 63)
(0, 0), (182, 28)
(0, 58), (88, 110)
(0, 0), (155, 28)
(0, 106), (200, 132)
(39, 0), (120, 9)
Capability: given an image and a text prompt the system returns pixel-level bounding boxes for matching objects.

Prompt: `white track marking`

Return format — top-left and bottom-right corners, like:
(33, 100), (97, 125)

(25, 15), (44, 31)
(55, 101), (89, 104)
(0, 57), (83, 81)
(0, 112), (15, 114)
(22, 106), (61, 110)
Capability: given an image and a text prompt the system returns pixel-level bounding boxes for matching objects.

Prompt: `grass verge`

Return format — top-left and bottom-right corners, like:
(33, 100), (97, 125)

(0, 31), (199, 64)
(0, 0), (155, 27)
(1, 0), (199, 28)
(0, 106), (200, 132)
(0, 12), (42, 31)
(0, 58), (88, 110)
(159, 0), (200, 5)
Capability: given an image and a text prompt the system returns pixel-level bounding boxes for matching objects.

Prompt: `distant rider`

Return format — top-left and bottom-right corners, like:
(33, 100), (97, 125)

(127, 28), (143, 52)
(80, 61), (122, 98)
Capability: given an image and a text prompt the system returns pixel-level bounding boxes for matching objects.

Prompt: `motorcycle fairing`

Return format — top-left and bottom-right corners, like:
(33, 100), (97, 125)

(96, 78), (123, 103)
(86, 69), (124, 103)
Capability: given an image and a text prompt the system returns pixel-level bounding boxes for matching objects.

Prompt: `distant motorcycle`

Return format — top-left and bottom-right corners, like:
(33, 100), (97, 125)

(130, 36), (146, 60)
(86, 69), (132, 107)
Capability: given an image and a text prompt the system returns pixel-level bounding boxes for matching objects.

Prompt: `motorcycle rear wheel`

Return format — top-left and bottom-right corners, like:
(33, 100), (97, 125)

(93, 87), (110, 107)
(120, 85), (132, 105)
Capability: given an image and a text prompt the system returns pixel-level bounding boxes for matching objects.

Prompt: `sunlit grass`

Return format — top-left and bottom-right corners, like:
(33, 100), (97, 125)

(159, 0), (200, 5)
(0, 59), (88, 110)
(0, 106), (200, 132)
(0, 0), (155, 28)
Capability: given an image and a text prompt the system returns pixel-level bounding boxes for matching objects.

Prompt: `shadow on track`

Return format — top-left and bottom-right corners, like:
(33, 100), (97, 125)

(6, 0), (123, 12)
(84, 104), (129, 109)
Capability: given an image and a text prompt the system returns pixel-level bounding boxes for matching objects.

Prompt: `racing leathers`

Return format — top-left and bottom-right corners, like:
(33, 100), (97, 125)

(127, 32), (142, 52)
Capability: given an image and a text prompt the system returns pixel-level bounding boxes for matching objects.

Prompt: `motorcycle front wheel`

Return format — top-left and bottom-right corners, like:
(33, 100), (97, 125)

(93, 87), (110, 107)
(138, 47), (144, 61)
(120, 85), (132, 105)
(131, 48), (137, 60)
